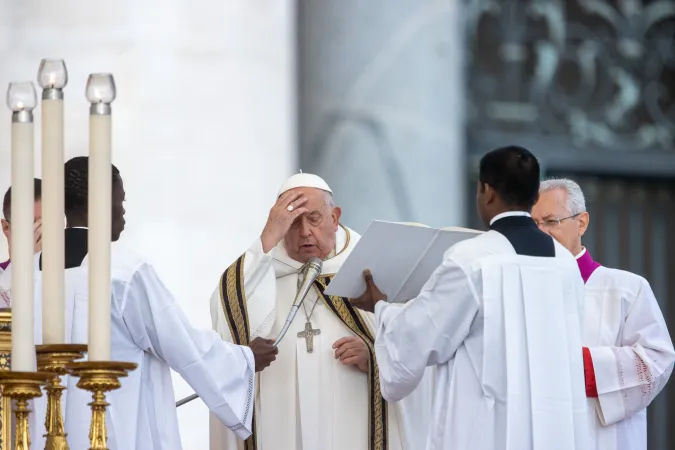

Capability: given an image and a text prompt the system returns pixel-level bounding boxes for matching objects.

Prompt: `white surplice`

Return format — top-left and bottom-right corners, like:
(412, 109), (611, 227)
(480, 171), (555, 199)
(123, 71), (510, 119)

(0, 263), (11, 306)
(583, 265), (675, 450)
(0, 256), (42, 305)
(373, 229), (590, 450)
(30, 243), (256, 450)
(209, 225), (434, 450)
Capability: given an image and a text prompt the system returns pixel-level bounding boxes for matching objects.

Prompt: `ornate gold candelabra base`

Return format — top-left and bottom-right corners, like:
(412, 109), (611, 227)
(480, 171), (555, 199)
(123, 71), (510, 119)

(0, 371), (51, 450)
(36, 344), (88, 450)
(66, 361), (137, 450)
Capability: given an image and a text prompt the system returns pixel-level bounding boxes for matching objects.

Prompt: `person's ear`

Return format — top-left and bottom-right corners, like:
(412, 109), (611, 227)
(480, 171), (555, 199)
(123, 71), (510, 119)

(1, 219), (9, 239)
(485, 184), (496, 204)
(577, 212), (590, 237)
(332, 206), (341, 230)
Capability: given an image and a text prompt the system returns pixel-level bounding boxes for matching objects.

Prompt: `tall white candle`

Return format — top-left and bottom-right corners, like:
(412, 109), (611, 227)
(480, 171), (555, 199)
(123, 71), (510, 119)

(7, 81), (37, 371)
(38, 58), (68, 345)
(86, 74), (116, 361)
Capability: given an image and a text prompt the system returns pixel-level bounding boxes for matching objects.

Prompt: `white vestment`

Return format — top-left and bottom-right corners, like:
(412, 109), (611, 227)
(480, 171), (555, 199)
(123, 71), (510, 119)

(209, 225), (434, 450)
(583, 265), (675, 450)
(0, 263), (10, 306)
(30, 242), (256, 450)
(374, 230), (590, 450)
(0, 257), (42, 305)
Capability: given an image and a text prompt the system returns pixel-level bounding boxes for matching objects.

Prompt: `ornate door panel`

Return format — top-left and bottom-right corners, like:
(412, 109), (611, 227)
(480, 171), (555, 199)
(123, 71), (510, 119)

(464, 0), (675, 158)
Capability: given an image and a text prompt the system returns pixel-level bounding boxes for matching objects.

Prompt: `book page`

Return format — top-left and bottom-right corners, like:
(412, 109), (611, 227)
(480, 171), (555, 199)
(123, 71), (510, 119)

(325, 221), (482, 302)
(395, 228), (482, 302)
(324, 221), (436, 300)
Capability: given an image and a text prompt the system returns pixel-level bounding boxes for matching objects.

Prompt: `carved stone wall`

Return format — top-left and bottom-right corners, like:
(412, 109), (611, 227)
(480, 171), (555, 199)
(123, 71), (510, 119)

(466, 0), (675, 156)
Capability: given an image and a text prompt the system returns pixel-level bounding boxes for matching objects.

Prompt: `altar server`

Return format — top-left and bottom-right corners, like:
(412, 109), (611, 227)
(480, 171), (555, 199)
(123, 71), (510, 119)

(31, 157), (278, 450)
(352, 146), (590, 450)
(533, 177), (675, 450)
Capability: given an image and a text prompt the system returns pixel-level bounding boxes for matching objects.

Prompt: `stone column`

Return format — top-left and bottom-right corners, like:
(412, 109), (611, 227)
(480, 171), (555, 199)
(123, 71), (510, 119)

(297, 0), (467, 231)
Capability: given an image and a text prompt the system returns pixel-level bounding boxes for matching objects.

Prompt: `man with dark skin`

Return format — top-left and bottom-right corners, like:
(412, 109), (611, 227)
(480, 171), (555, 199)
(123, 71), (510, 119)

(350, 146), (590, 450)
(61, 156), (277, 370)
(31, 156), (278, 450)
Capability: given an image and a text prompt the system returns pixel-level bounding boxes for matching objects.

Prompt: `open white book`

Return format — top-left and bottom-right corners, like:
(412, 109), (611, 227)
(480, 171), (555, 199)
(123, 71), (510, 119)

(324, 220), (482, 303)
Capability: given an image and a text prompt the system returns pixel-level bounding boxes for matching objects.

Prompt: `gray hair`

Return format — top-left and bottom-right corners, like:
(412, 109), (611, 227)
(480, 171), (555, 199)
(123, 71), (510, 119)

(323, 191), (335, 207)
(539, 178), (586, 215)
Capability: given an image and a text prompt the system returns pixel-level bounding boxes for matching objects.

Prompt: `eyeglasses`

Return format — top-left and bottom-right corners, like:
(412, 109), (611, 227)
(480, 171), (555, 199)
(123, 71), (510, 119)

(533, 213), (583, 229)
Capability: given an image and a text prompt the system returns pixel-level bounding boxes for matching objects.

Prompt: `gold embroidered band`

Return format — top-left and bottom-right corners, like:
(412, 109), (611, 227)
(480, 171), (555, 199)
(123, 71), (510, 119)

(219, 254), (257, 450)
(316, 276), (388, 450)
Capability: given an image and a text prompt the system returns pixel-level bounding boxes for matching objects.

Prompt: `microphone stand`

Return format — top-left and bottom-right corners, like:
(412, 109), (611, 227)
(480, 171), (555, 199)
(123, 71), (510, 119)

(273, 257), (322, 346)
(176, 258), (323, 408)
(176, 393), (198, 407)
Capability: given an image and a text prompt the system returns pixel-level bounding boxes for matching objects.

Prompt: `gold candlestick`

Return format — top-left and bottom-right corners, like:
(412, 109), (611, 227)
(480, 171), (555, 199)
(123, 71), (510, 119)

(66, 361), (136, 450)
(36, 344), (88, 450)
(0, 371), (51, 450)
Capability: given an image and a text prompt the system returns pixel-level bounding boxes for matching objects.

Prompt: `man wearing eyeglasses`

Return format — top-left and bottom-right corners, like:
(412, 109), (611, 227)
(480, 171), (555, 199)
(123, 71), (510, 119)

(532, 178), (675, 450)
(0, 178), (43, 307)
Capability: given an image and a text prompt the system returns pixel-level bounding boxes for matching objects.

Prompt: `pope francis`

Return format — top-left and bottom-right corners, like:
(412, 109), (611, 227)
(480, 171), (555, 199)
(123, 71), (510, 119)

(209, 173), (434, 450)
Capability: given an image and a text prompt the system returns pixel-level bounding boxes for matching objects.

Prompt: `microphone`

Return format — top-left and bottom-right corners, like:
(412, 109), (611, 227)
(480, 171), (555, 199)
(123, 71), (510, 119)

(273, 257), (323, 347)
(176, 257), (323, 408)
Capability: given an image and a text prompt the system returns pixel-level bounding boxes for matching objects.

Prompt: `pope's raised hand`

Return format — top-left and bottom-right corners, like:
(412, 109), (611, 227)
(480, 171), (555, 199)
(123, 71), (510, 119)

(261, 190), (309, 253)
(248, 337), (279, 372)
(349, 270), (387, 313)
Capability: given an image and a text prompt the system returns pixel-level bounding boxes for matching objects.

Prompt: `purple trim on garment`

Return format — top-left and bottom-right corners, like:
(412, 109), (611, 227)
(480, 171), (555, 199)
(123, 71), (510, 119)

(577, 249), (601, 284)
(0, 259), (9, 271)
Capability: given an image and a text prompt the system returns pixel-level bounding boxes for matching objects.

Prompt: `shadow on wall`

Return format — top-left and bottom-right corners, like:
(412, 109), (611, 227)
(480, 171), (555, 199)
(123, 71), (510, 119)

(307, 109), (414, 229)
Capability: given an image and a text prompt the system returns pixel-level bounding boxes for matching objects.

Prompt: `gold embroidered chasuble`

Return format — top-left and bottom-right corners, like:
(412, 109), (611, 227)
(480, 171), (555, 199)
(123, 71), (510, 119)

(217, 225), (388, 450)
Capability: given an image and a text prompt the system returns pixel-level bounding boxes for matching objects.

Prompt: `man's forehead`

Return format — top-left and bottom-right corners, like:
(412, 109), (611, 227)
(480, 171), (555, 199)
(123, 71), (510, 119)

(535, 189), (567, 215)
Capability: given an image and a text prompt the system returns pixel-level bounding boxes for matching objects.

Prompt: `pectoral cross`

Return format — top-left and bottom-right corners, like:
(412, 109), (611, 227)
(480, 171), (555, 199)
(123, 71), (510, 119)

(297, 321), (321, 353)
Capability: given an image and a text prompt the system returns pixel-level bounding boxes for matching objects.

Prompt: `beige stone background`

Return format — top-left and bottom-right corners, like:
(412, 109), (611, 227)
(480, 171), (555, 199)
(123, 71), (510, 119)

(0, 1), (296, 447)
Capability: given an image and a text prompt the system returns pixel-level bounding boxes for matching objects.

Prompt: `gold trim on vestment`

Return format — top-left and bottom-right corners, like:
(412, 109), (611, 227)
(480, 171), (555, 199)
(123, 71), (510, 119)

(222, 256), (250, 345)
(315, 276), (388, 450)
(218, 255), (257, 450)
(217, 228), (387, 450)
(333, 223), (351, 258)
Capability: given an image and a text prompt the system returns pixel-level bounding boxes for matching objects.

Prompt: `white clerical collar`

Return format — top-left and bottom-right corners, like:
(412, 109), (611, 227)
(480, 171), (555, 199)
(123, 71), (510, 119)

(67, 226), (88, 230)
(575, 247), (586, 260)
(490, 211), (531, 226)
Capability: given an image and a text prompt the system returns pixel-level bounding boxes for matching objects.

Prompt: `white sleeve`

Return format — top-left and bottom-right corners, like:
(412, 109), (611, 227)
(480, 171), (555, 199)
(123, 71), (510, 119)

(122, 263), (256, 440)
(373, 255), (479, 401)
(589, 278), (675, 426)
